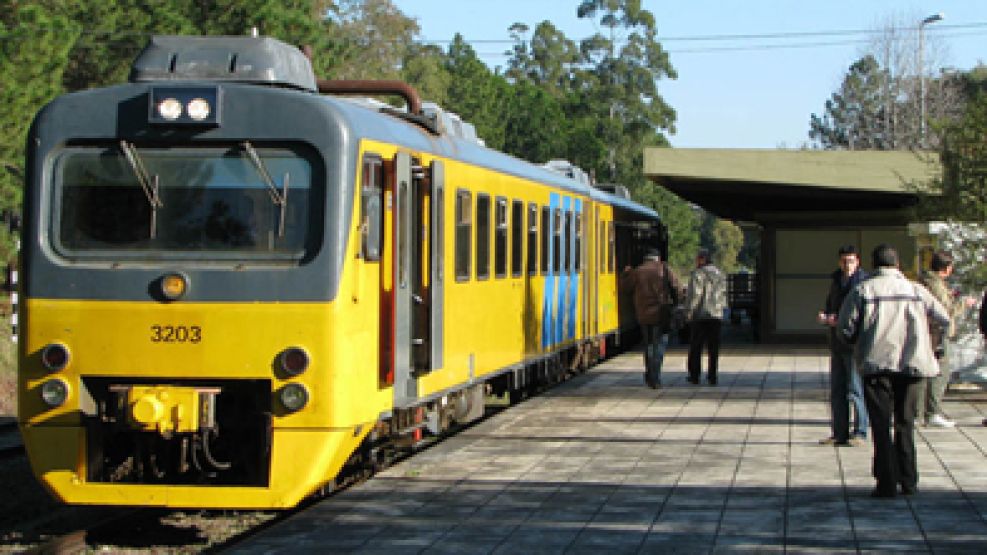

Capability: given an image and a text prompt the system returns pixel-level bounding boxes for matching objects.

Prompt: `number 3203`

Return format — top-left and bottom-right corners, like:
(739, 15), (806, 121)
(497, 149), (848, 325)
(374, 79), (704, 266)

(150, 325), (202, 343)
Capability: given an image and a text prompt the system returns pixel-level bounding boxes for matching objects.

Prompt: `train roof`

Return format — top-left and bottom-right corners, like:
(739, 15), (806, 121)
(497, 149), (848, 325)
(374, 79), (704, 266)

(327, 97), (660, 221)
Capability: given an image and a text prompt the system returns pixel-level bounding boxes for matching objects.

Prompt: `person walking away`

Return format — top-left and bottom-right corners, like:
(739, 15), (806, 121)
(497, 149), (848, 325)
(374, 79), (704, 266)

(980, 289), (986, 339)
(838, 244), (950, 498)
(917, 250), (978, 428)
(981, 289), (987, 339)
(620, 248), (680, 388)
(817, 245), (869, 446)
(685, 248), (728, 385)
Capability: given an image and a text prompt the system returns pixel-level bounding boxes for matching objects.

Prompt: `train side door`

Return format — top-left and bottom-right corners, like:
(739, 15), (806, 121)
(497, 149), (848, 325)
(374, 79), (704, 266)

(388, 152), (444, 409)
(582, 203), (595, 339)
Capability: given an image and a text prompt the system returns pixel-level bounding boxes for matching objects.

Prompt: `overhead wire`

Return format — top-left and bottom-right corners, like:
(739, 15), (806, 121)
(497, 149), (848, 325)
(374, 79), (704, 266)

(424, 22), (987, 57)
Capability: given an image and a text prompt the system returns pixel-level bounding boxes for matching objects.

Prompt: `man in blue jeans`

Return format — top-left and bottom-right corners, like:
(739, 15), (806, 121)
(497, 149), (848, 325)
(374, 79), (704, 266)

(817, 245), (869, 446)
(621, 249), (680, 388)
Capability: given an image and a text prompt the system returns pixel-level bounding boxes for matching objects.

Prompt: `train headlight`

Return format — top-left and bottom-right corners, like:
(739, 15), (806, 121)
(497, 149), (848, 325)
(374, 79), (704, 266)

(278, 347), (310, 376)
(41, 378), (70, 408)
(157, 97), (183, 121)
(159, 273), (188, 301)
(186, 98), (211, 121)
(41, 343), (70, 372)
(149, 86), (221, 126)
(279, 383), (309, 412)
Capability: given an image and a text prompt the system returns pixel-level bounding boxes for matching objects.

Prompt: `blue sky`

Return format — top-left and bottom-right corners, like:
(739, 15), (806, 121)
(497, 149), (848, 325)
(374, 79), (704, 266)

(390, 1), (985, 149)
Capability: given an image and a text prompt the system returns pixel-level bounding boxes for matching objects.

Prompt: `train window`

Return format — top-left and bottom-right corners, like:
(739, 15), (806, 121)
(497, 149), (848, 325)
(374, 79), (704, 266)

(53, 145), (314, 259)
(455, 189), (471, 281)
(607, 222), (617, 274)
(511, 200), (523, 277)
(397, 179), (409, 288)
(575, 212), (582, 272)
(600, 223), (606, 272)
(552, 208), (562, 274)
(476, 194), (490, 280)
(360, 154), (383, 262)
(434, 184), (444, 282)
(540, 206), (549, 274)
(494, 197), (507, 278)
(527, 203), (538, 276)
(563, 211), (572, 274)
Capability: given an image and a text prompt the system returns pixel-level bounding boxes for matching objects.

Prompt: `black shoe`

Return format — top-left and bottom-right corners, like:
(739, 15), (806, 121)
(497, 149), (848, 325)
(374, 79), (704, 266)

(686, 376), (699, 384)
(870, 487), (897, 499)
(707, 378), (717, 386)
(900, 484), (918, 495)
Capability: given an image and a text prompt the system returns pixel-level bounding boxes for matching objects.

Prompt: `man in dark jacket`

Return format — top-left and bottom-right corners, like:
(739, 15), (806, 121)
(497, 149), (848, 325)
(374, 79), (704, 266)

(817, 245), (869, 446)
(980, 289), (986, 339)
(621, 248), (680, 388)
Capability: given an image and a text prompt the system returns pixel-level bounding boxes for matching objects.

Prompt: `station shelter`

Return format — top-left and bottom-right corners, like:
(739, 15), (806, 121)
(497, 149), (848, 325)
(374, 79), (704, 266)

(643, 148), (940, 344)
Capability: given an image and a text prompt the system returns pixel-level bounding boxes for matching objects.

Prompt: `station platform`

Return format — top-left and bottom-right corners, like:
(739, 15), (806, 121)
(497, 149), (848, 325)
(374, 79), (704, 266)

(234, 347), (987, 554)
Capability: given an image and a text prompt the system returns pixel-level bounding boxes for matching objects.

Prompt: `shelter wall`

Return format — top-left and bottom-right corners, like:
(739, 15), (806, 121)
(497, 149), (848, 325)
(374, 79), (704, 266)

(762, 223), (917, 342)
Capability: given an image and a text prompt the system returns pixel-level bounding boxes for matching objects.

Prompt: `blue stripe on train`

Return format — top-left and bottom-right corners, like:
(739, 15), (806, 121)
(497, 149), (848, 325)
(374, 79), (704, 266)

(556, 196), (569, 345)
(541, 193), (559, 349)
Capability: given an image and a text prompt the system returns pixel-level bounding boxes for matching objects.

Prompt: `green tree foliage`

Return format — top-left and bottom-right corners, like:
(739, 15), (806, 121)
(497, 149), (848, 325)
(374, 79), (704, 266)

(916, 92), (987, 224)
(506, 21), (580, 97)
(401, 43), (451, 107)
(911, 91), (987, 288)
(442, 35), (510, 150)
(0, 3), (80, 261)
(58, 1), (331, 91)
(502, 81), (568, 163)
(575, 0), (676, 183)
(700, 213), (744, 273)
(324, 0), (418, 80)
(633, 181), (699, 271)
(809, 55), (891, 150)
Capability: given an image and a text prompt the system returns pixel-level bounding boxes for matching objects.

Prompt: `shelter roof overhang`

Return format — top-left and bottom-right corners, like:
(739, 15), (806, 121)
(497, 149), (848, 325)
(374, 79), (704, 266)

(643, 148), (940, 222)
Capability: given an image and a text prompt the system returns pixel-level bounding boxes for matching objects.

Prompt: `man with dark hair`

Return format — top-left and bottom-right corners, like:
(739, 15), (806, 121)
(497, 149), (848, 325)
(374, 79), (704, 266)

(621, 248), (680, 388)
(684, 248), (727, 385)
(839, 243), (950, 498)
(918, 250), (977, 428)
(817, 245), (869, 446)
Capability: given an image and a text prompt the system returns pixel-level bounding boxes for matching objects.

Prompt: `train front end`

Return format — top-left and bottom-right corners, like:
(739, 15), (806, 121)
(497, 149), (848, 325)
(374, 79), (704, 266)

(17, 36), (375, 508)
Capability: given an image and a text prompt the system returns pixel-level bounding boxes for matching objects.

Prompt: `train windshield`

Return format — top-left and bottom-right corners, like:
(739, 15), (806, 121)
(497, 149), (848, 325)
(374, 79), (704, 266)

(54, 145), (315, 260)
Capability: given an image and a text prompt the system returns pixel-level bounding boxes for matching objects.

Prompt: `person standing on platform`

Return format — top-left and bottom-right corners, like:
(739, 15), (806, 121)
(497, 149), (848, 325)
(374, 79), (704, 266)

(980, 288), (986, 340)
(817, 245), (869, 446)
(621, 248), (680, 389)
(838, 244), (950, 498)
(684, 248), (727, 385)
(917, 251), (978, 428)
(980, 289), (987, 428)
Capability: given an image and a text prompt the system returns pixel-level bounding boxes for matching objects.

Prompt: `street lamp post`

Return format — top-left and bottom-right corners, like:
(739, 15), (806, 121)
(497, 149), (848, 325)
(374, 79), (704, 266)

(919, 12), (943, 146)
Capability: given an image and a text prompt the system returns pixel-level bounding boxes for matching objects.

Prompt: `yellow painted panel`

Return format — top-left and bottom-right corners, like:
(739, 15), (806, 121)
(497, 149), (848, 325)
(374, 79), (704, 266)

(19, 298), (389, 429)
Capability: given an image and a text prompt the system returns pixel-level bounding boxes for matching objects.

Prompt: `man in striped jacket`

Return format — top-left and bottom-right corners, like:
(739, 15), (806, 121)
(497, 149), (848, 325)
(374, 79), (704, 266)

(838, 244), (950, 498)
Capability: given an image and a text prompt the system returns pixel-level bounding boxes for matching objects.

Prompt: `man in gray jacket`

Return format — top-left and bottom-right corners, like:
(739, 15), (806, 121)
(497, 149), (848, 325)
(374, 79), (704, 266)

(685, 248), (728, 385)
(838, 244), (950, 498)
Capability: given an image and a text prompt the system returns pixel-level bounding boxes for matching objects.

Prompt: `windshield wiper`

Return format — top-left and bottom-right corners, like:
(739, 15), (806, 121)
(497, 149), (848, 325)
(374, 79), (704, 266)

(242, 141), (289, 237)
(119, 140), (164, 239)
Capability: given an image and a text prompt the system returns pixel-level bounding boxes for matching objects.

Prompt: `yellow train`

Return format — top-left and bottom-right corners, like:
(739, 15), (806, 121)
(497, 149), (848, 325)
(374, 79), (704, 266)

(18, 35), (667, 508)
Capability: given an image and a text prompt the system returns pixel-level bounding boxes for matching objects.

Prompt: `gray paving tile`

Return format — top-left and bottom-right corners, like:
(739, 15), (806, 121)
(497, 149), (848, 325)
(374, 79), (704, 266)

(232, 347), (987, 554)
